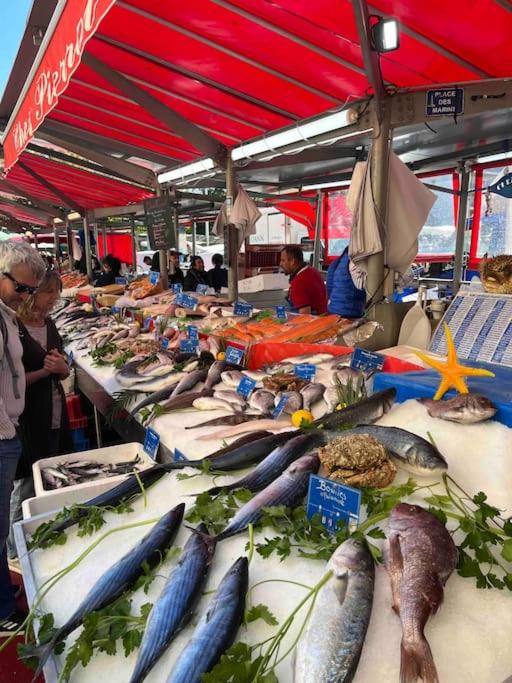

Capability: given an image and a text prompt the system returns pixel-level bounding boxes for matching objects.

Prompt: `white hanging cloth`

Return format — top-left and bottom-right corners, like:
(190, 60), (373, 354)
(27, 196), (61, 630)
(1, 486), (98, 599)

(213, 185), (262, 248)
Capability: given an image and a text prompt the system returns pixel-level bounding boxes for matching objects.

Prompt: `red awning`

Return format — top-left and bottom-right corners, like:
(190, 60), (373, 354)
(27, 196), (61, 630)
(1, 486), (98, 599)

(268, 199), (317, 232)
(3, 151), (154, 210)
(3, 0), (512, 171)
(0, 200), (50, 227)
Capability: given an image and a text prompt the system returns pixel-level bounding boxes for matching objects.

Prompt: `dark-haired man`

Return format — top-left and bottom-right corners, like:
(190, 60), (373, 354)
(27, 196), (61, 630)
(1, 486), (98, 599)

(280, 246), (327, 315)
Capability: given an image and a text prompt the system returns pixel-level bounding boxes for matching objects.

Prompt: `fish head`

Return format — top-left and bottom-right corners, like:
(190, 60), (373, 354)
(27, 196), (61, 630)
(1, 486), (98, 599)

(403, 441), (448, 474)
(287, 452), (320, 475)
(389, 502), (435, 530)
(447, 394), (497, 422)
(225, 556), (249, 592)
(331, 537), (374, 576)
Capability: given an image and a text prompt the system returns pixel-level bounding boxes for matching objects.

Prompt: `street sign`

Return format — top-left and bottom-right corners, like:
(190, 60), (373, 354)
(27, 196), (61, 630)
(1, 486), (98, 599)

(426, 88), (464, 117)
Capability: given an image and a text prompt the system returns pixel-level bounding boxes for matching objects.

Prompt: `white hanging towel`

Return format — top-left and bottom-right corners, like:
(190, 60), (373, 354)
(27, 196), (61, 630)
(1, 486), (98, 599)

(213, 185), (262, 248)
(71, 236), (82, 262)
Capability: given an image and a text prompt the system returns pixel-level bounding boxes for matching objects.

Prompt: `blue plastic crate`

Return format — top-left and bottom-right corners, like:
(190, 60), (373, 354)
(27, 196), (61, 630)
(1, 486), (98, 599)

(373, 359), (512, 427)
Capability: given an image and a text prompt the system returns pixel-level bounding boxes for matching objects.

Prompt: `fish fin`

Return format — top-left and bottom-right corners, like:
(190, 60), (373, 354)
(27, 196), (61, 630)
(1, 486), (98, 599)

(20, 637), (59, 683)
(387, 533), (403, 614)
(184, 524), (218, 547)
(430, 575), (445, 615)
(400, 635), (439, 683)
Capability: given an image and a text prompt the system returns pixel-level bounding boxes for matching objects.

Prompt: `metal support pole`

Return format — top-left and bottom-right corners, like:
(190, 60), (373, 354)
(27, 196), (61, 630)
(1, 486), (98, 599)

(93, 406), (103, 448)
(206, 220), (210, 247)
(453, 164), (470, 295)
(366, 99), (392, 304)
(192, 220), (197, 255)
(312, 190), (323, 269)
(66, 218), (73, 265)
(53, 224), (60, 262)
(82, 216), (93, 281)
(102, 223), (107, 257)
(93, 220), (100, 259)
(130, 215), (137, 274)
(226, 154), (239, 301)
(174, 203), (180, 255)
(155, 184), (169, 289)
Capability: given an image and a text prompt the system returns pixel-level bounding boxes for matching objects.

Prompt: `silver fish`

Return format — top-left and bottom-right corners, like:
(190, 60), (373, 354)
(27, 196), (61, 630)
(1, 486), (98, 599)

(249, 389), (275, 415)
(274, 390), (302, 414)
(324, 385), (340, 412)
(167, 557), (248, 683)
(266, 362), (294, 375)
(300, 383), (325, 411)
(282, 352), (334, 364)
(417, 393), (497, 424)
(318, 354), (353, 370)
(192, 397), (236, 412)
(215, 452), (319, 541)
(331, 367), (365, 386)
(241, 369), (267, 382)
(204, 360), (226, 389)
(294, 538), (374, 683)
(170, 369), (207, 397)
(220, 370), (244, 387)
(213, 389), (247, 410)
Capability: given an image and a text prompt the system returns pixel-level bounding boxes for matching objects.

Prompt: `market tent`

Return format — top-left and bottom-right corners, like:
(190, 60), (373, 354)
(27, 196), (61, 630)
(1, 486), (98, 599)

(0, 198), (50, 227)
(2, 0), (511, 172)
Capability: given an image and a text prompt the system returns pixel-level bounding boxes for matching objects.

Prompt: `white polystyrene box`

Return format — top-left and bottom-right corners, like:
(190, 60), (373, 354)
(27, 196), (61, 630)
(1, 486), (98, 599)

(238, 273), (289, 293)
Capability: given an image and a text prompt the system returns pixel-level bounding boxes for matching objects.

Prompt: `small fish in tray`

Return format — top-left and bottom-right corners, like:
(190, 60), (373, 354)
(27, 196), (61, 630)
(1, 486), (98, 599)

(41, 455), (142, 489)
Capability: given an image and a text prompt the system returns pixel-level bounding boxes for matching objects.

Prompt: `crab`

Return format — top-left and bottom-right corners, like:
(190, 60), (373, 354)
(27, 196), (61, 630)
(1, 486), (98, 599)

(318, 434), (396, 488)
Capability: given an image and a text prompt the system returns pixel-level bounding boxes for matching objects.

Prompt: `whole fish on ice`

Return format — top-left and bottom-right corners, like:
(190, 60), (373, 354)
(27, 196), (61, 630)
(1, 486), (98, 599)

(300, 382), (325, 411)
(249, 389), (275, 415)
(192, 396), (236, 412)
(384, 503), (457, 683)
(417, 393), (497, 424)
(294, 538), (374, 683)
(312, 388), (396, 430)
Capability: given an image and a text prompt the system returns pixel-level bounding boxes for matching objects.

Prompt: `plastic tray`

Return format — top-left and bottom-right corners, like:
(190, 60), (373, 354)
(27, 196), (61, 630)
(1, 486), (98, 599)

(33, 442), (153, 497)
(374, 360), (512, 427)
(22, 479), (121, 519)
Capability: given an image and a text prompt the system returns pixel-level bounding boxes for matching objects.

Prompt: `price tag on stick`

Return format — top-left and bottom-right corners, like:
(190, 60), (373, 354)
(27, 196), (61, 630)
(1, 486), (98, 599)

(180, 339), (199, 353)
(172, 283), (183, 294)
(188, 326), (199, 340)
(237, 376), (256, 399)
(234, 301), (254, 316)
(306, 475), (361, 533)
(196, 284), (209, 295)
(294, 364), (316, 381)
(149, 270), (160, 285)
(144, 428), (160, 460)
(350, 348), (385, 372)
(275, 305), (287, 320)
(176, 293), (199, 310)
(225, 345), (244, 365)
(273, 395), (289, 418)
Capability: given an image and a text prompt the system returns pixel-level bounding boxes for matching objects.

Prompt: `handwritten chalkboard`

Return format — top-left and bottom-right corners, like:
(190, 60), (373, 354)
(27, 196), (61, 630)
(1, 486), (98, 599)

(144, 196), (176, 250)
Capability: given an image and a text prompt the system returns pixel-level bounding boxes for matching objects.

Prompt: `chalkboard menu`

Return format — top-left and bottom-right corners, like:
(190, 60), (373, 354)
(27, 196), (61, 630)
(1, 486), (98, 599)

(144, 196), (176, 250)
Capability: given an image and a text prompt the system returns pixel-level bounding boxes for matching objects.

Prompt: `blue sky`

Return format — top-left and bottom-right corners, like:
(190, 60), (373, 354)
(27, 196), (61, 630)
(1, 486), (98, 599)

(0, 0), (33, 100)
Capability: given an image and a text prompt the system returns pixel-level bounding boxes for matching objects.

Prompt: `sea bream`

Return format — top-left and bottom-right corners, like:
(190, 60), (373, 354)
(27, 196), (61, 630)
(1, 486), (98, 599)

(294, 538), (374, 683)
(128, 525), (216, 683)
(27, 504), (185, 680)
(417, 393), (497, 424)
(166, 557), (248, 683)
(384, 503), (457, 683)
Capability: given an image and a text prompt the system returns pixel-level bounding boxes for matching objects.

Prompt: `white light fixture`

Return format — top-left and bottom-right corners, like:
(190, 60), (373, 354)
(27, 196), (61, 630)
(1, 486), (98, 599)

(371, 17), (400, 53)
(158, 158), (215, 183)
(477, 152), (512, 164)
(302, 181), (348, 191)
(232, 109), (357, 161)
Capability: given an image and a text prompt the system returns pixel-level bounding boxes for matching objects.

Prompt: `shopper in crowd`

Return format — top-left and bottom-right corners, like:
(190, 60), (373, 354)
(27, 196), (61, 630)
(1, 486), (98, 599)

(7, 271), (71, 561)
(326, 247), (366, 318)
(168, 250), (184, 287)
(143, 256), (153, 268)
(94, 254), (121, 287)
(183, 255), (209, 292)
(0, 242), (45, 634)
(208, 253), (228, 293)
(280, 246), (327, 314)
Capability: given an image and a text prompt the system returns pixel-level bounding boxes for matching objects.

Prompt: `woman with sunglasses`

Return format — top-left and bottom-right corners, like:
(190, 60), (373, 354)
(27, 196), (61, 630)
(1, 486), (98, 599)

(7, 271), (71, 561)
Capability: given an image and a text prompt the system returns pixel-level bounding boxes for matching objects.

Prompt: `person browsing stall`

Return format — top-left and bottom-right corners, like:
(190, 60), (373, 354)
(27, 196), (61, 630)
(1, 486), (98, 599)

(0, 243), (45, 635)
(94, 254), (121, 287)
(280, 246), (327, 315)
(207, 253), (228, 293)
(168, 250), (184, 287)
(183, 256), (209, 292)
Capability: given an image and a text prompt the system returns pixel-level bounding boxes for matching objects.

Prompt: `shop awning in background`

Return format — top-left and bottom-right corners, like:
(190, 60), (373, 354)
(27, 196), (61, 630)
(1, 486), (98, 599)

(3, 0), (511, 172)
(268, 200), (317, 233)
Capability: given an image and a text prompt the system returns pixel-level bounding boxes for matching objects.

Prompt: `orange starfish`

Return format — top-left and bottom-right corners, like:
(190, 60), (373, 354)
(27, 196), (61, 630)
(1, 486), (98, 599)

(414, 323), (495, 400)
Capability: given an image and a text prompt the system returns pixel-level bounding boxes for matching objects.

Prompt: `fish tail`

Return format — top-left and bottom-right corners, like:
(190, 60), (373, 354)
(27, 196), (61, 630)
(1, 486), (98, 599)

(21, 637), (59, 682)
(400, 635), (439, 683)
(185, 524), (219, 547)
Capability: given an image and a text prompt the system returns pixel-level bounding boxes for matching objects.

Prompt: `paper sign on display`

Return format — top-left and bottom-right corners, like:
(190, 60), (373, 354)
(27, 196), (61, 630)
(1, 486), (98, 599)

(196, 284), (209, 295)
(294, 363), (316, 381)
(273, 395), (289, 418)
(149, 270), (160, 285)
(188, 325), (199, 340)
(237, 377), (256, 399)
(143, 317), (152, 332)
(275, 305), (287, 320)
(144, 428), (160, 460)
(174, 448), (188, 463)
(111, 307), (121, 315)
(350, 348), (385, 372)
(225, 345), (244, 365)
(172, 283), (183, 294)
(67, 351), (74, 365)
(176, 293), (198, 310)
(180, 339), (199, 353)
(115, 277), (127, 285)
(306, 475), (361, 533)
(234, 301), (253, 316)
(161, 337), (169, 350)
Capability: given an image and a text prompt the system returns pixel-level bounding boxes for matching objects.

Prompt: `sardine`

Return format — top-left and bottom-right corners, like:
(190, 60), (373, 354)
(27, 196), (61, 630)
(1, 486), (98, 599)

(192, 397), (236, 412)
(332, 425), (448, 475)
(27, 505), (185, 679)
(220, 370), (244, 387)
(384, 503), (457, 683)
(417, 393), (497, 424)
(300, 383), (326, 411)
(312, 388), (396, 430)
(214, 452), (319, 540)
(128, 525), (216, 683)
(170, 369), (207, 397)
(249, 389), (275, 415)
(205, 431), (323, 497)
(167, 556), (248, 683)
(274, 390), (302, 414)
(294, 538), (374, 682)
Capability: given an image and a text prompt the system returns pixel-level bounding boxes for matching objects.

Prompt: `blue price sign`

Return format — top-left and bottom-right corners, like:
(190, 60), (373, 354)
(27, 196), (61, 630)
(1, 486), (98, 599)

(294, 363), (316, 381)
(161, 337), (169, 350)
(273, 395), (289, 418)
(67, 351), (74, 365)
(180, 338), (199, 353)
(237, 376), (256, 399)
(176, 293), (198, 310)
(188, 325), (199, 340)
(172, 283), (183, 294)
(196, 284), (209, 295)
(149, 270), (160, 285)
(143, 316), (152, 332)
(115, 276), (128, 285)
(426, 88), (464, 117)
(111, 306), (121, 315)
(306, 475), (361, 533)
(143, 427), (160, 460)
(225, 345), (244, 366)
(234, 301), (254, 317)
(174, 448), (189, 463)
(350, 348), (385, 372)
(275, 305), (287, 320)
